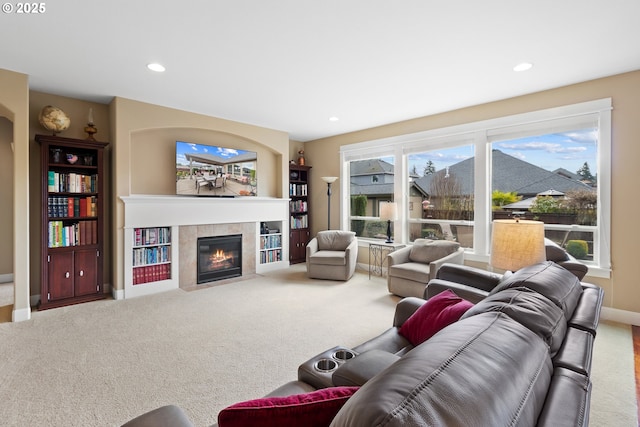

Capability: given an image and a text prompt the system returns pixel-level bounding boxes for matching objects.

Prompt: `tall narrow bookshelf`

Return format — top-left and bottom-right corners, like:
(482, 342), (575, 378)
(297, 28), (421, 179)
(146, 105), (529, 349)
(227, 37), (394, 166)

(132, 227), (172, 285)
(289, 164), (311, 264)
(37, 134), (108, 310)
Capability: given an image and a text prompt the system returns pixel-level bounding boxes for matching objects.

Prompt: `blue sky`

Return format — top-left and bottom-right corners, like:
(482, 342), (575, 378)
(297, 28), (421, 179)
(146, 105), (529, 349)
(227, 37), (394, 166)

(176, 141), (251, 166)
(406, 129), (598, 176)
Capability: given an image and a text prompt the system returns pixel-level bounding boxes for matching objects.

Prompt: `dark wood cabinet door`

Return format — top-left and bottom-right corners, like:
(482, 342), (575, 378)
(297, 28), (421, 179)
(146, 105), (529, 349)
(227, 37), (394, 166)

(48, 252), (75, 301)
(74, 249), (98, 297)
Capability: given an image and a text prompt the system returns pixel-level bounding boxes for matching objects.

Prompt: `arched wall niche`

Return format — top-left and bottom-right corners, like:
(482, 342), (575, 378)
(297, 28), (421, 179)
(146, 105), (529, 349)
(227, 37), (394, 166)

(130, 127), (279, 197)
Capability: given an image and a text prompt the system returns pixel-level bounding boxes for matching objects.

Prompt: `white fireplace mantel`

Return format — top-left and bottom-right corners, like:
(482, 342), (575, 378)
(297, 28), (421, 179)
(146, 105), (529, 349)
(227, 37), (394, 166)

(121, 195), (289, 228)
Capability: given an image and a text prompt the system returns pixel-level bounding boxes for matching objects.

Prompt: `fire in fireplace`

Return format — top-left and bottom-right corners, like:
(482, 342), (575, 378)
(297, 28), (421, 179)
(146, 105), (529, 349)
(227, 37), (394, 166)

(197, 234), (242, 284)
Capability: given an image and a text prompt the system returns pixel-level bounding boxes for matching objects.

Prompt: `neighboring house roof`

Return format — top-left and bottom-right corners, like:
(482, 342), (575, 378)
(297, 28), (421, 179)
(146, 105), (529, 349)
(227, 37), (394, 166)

(350, 182), (394, 196)
(350, 159), (394, 176)
(413, 150), (593, 198)
(184, 151), (257, 166)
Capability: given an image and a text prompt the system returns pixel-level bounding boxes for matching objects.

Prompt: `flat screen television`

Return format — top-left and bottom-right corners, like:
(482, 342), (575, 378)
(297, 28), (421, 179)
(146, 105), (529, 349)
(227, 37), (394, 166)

(176, 141), (257, 197)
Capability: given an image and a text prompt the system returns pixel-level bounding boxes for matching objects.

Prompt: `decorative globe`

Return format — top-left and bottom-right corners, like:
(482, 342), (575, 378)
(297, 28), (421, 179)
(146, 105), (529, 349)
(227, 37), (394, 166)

(39, 105), (70, 134)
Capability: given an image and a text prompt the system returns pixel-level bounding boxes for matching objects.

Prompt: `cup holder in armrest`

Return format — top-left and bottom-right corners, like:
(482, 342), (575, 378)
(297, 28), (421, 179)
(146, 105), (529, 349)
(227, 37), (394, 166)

(332, 349), (356, 362)
(314, 358), (338, 372)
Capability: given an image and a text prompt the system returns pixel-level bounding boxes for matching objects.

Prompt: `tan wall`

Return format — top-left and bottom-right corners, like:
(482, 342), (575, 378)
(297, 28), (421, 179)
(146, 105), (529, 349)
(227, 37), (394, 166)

(0, 118), (14, 276)
(28, 91), (111, 296)
(0, 68), (30, 319)
(110, 97), (289, 293)
(304, 70), (640, 315)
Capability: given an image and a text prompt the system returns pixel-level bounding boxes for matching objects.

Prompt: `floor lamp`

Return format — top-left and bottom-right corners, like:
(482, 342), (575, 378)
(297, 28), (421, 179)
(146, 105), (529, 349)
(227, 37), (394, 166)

(490, 218), (546, 272)
(321, 176), (338, 230)
(380, 201), (398, 243)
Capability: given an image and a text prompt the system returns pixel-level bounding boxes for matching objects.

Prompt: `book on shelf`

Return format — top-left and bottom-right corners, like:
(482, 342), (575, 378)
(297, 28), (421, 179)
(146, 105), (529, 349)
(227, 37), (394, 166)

(132, 263), (171, 285)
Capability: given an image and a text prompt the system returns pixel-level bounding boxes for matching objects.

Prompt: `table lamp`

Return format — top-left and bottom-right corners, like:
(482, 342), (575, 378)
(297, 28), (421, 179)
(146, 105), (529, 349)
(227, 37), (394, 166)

(380, 201), (398, 243)
(490, 218), (546, 272)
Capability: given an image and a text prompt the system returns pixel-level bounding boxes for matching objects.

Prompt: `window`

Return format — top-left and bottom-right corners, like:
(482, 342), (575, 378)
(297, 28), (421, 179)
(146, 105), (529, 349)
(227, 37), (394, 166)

(341, 99), (611, 276)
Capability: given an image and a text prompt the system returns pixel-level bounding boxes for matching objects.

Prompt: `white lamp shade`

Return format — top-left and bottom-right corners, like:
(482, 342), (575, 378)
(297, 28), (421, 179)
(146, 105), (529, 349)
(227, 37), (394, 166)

(321, 176), (338, 184)
(490, 219), (546, 271)
(380, 202), (398, 221)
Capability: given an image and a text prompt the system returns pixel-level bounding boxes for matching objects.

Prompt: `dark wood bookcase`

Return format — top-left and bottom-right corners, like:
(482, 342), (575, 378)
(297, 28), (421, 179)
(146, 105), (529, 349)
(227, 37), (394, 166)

(36, 134), (108, 310)
(289, 164), (311, 264)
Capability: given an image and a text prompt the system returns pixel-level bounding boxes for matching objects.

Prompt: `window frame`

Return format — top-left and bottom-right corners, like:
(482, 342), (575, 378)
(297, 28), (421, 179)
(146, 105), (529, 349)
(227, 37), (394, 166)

(340, 98), (611, 278)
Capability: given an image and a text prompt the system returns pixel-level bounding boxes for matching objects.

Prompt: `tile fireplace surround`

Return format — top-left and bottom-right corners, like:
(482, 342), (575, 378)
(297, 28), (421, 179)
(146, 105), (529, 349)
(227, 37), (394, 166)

(120, 195), (289, 299)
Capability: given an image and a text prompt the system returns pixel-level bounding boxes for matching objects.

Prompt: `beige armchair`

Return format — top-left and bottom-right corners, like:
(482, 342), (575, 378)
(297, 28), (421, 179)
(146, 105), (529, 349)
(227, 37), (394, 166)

(387, 239), (464, 298)
(306, 230), (358, 280)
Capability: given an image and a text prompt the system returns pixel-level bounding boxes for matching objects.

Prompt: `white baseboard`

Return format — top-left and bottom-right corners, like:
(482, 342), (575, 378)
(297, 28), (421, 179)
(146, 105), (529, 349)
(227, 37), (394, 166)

(12, 306), (31, 322)
(0, 273), (13, 283)
(112, 287), (124, 300)
(600, 306), (640, 326)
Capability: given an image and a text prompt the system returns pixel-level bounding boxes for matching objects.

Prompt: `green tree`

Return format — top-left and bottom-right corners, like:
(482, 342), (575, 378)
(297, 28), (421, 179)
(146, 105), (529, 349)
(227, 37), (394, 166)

(577, 162), (594, 181)
(351, 195), (367, 236)
(492, 190), (520, 209)
(423, 160), (436, 175)
(529, 196), (561, 213)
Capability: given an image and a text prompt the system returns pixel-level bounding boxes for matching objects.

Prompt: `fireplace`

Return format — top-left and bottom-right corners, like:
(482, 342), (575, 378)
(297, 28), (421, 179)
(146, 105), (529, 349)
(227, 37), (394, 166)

(197, 234), (242, 284)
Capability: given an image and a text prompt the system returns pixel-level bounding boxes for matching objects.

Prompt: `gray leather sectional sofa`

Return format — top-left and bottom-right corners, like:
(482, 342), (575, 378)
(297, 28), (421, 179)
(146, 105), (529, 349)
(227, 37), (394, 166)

(123, 260), (603, 426)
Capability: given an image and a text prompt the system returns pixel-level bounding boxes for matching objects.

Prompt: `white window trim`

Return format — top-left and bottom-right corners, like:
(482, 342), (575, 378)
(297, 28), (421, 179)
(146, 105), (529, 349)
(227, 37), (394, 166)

(341, 99), (611, 278)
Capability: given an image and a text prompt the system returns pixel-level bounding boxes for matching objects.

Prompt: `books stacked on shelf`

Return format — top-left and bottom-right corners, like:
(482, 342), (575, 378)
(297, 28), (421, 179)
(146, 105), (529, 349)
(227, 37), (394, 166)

(260, 249), (282, 264)
(290, 200), (308, 213)
(290, 214), (308, 229)
(48, 220), (97, 247)
(289, 183), (308, 196)
(47, 171), (97, 193)
(48, 196), (97, 218)
(132, 264), (171, 285)
(132, 245), (171, 266)
(260, 234), (282, 250)
(134, 227), (171, 246)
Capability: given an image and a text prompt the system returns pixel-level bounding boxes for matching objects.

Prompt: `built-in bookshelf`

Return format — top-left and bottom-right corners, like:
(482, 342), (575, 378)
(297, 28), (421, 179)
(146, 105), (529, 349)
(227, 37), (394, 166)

(132, 227), (172, 285)
(289, 164), (311, 264)
(37, 134), (108, 310)
(259, 221), (282, 265)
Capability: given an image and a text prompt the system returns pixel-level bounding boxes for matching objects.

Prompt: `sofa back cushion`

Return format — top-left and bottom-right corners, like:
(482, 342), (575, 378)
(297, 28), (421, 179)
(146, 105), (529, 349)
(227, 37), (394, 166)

(490, 261), (582, 319)
(461, 287), (567, 357)
(331, 312), (552, 427)
(544, 238), (570, 262)
(316, 231), (356, 251)
(408, 239), (460, 264)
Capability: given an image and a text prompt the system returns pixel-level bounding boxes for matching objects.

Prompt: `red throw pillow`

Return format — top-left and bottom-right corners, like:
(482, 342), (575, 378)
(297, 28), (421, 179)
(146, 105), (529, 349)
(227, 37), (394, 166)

(217, 386), (360, 427)
(399, 289), (473, 346)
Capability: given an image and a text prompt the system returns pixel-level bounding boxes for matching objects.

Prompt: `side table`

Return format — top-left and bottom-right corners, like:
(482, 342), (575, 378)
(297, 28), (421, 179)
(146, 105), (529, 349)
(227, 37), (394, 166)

(369, 242), (405, 278)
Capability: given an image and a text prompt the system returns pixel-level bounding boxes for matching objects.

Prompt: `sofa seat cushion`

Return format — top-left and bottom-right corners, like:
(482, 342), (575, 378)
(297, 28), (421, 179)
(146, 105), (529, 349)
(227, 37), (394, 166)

(309, 251), (348, 266)
(399, 289), (473, 346)
(408, 239), (460, 264)
(218, 386), (359, 427)
(316, 230), (355, 251)
(388, 262), (431, 283)
(330, 312), (552, 427)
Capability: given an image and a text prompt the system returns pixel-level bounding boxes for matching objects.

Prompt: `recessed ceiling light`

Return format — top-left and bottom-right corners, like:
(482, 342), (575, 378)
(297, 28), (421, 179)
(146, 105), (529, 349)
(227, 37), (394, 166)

(329, 116), (339, 122)
(147, 63), (166, 72)
(513, 62), (533, 72)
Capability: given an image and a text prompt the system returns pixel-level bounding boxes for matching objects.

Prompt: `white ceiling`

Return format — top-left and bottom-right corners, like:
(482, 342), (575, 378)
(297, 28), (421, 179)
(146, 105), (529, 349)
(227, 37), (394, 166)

(1, 1), (639, 142)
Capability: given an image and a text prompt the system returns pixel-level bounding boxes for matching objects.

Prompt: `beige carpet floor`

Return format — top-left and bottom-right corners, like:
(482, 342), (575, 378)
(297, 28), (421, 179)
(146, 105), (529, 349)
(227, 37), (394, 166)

(0, 265), (637, 426)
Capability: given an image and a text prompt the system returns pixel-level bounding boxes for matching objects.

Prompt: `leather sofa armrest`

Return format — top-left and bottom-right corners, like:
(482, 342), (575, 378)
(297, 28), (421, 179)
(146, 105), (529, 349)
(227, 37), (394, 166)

(568, 283), (604, 336)
(435, 263), (503, 293)
(387, 245), (412, 267)
(428, 247), (465, 282)
(425, 278), (489, 304)
(121, 405), (194, 427)
(393, 297), (427, 327)
(332, 350), (401, 387)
